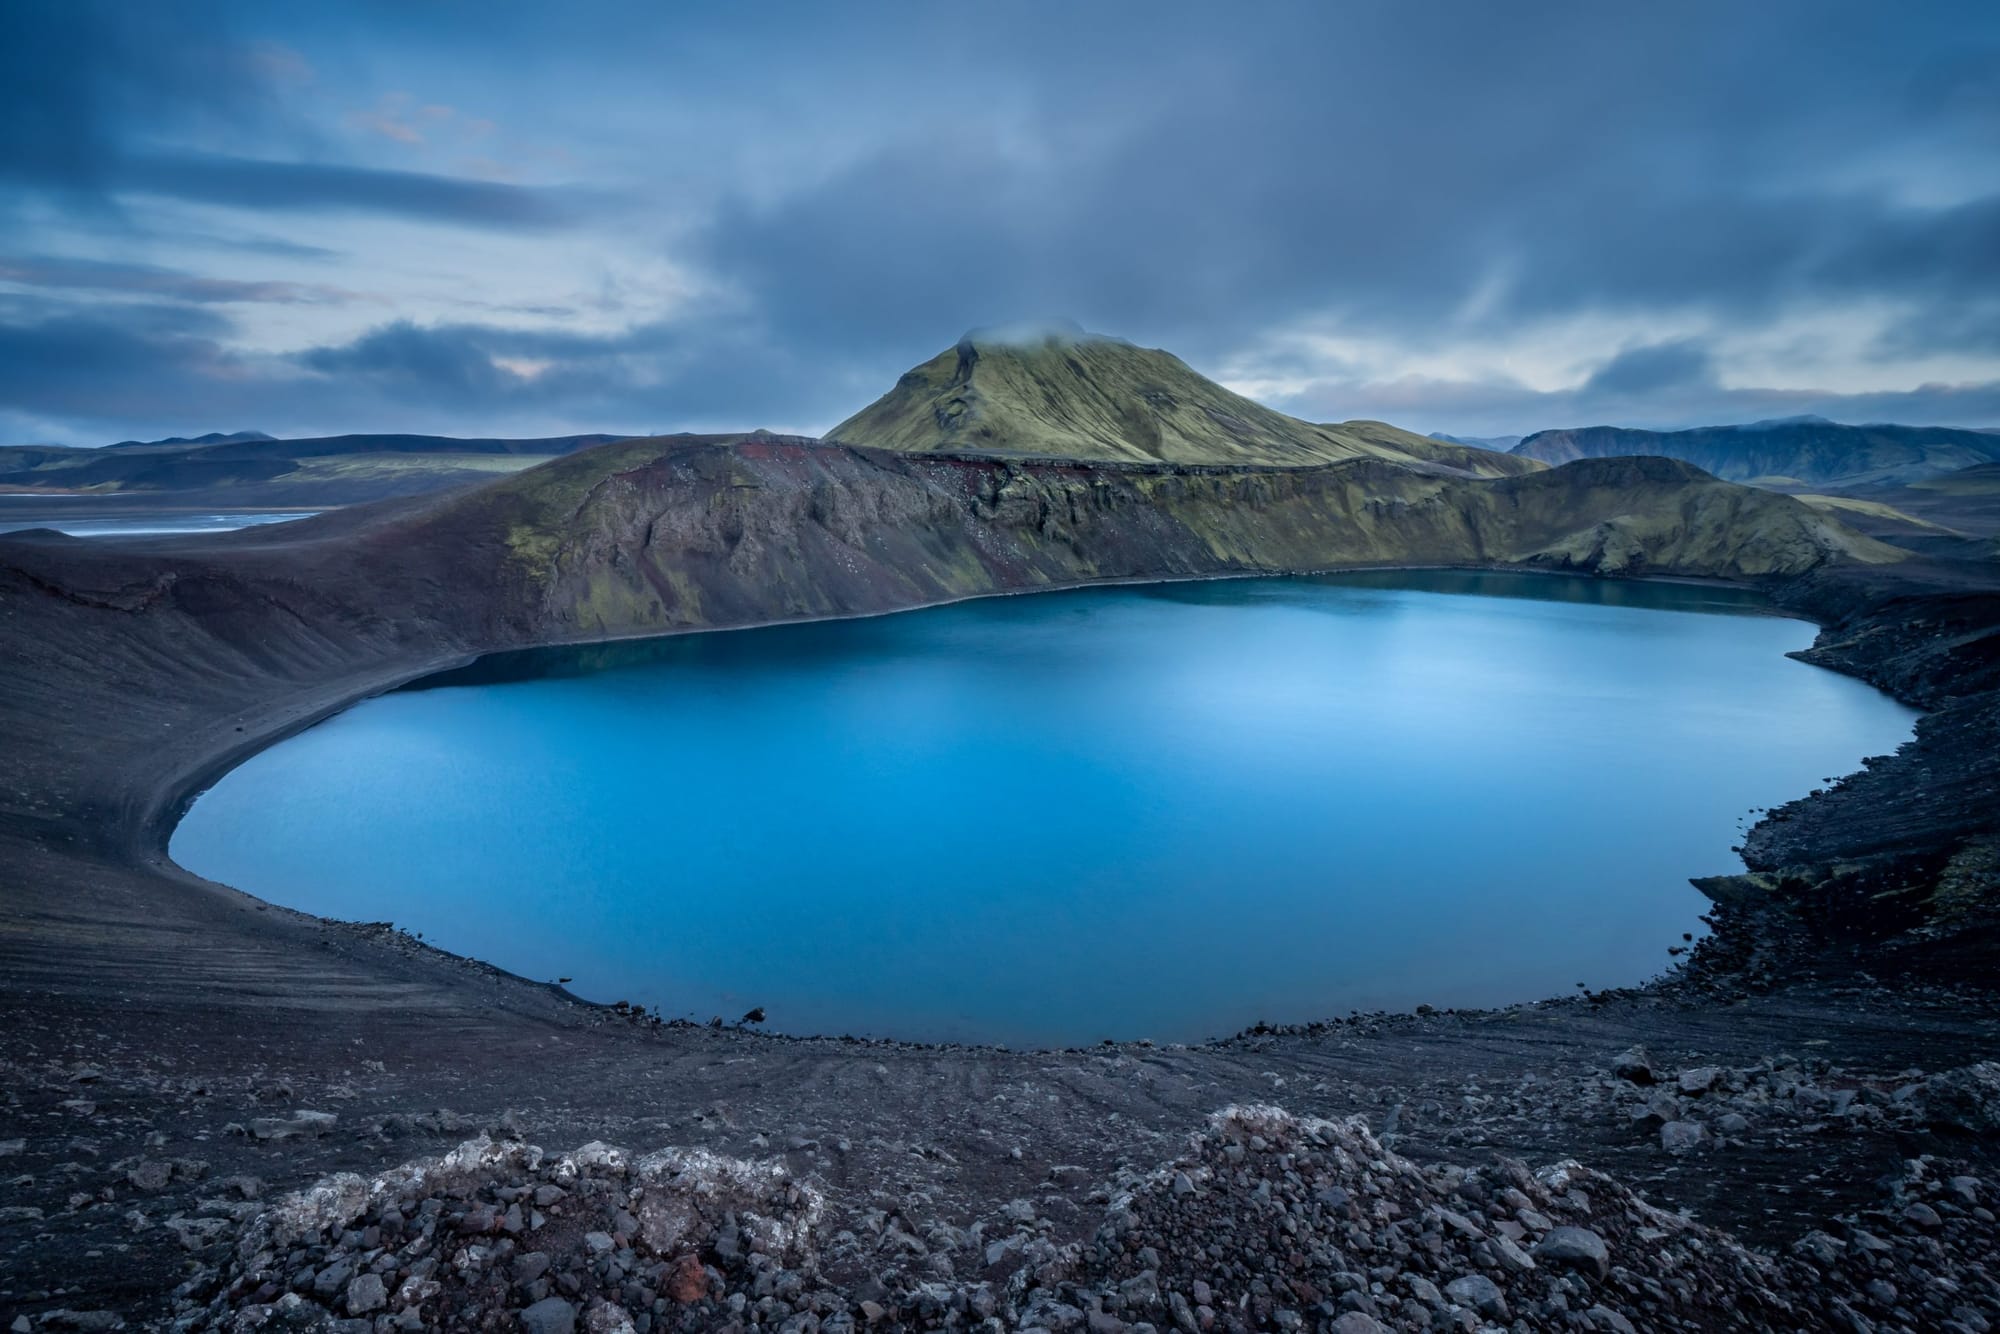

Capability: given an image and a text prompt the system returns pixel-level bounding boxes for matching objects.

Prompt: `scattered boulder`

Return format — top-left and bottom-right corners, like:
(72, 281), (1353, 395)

(246, 1110), (337, 1141)
(1445, 1273), (1509, 1320)
(344, 1272), (386, 1316)
(1534, 1225), (1611, 1278)
(1611, 1046), (1657, 1084)
(123, 1158), (173, 1193)
(1914, 1061), (2000, 1133)
(1677, 1066), (1721, 1095)
(1661, 1120), (1708, 1154)
(1330, 1314), (1386, 1333)
(665, 1252), (707, 1303)
(36, 1314), (123, 1332)
(519, 1295), (577, 1334)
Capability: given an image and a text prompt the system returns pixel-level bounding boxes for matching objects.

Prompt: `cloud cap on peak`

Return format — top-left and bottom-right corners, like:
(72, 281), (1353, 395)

(957, 318), (1099, 349)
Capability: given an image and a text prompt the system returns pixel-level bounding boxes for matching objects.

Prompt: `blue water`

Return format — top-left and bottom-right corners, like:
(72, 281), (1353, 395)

(171, 572), (1917, 1047)
(0, 510), (318, 537)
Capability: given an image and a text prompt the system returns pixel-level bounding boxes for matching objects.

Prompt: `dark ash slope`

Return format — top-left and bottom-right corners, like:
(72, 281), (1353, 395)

(0, 434), (1995, 1330)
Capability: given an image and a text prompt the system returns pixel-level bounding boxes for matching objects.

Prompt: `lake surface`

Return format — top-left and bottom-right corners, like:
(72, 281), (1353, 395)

(172, 571), (1917, 1046)
(0, 510), (318, 537)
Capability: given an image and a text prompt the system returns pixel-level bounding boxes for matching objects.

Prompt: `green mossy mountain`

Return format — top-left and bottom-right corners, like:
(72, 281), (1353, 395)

(0, 329), (1907, 662)
(1512, 417), (2000, 488)
(830, 322), (1537, 478)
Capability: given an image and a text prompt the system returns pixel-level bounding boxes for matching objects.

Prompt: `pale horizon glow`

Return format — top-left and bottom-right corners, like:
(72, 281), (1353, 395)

(2, 1), (1995, 446)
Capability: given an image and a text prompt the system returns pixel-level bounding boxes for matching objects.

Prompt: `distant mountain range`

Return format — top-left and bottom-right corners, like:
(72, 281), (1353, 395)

(1509, 416), (2000, 488)
(0, 432), (627, 506)
(109, 430), (277, 449)
(11, 337), (1990, 553)
(1428, 432), (1524, 452)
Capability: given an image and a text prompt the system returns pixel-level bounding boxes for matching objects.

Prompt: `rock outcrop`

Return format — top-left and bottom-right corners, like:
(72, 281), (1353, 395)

(175, 1105), (1999, 1332)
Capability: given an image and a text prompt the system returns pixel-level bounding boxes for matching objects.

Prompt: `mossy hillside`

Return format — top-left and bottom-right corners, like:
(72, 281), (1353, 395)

(459, 435), (711, 585)
(1912, 463), (2000, 497)
(0, 432), (623, 503)
(275, 453), (552, 484)
(831, 326), (1540, 477)
(1795, 493), (1955, 534)
(462, 441), (1903, 645)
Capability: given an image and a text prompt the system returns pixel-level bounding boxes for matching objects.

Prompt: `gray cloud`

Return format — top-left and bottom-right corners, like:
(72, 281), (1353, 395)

(2, 0), (1997, 442)
(697, 4), (2000, 372)
(1, 1), (576, 231)
(118, 152), (575, 229)
(1273, 368), (2000, 441)
(288, 318), (837, 433)
(0, 306), (246, 422)
(1584, 341), (1717, 397)
(298, 321), (519, 399)
(0, 255), (353, 304)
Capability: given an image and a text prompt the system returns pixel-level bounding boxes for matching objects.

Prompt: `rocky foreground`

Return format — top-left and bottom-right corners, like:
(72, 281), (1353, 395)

(1, 437), (1995, 1330)
(11, 1044), (1997, 1334)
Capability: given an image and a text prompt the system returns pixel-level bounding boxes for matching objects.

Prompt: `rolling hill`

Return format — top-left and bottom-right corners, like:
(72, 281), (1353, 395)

(411, 437), (1899, 644)
(830, 322), (1537, 478)
(1430, 432), (1524, 452)
(0, 431), (629, 506)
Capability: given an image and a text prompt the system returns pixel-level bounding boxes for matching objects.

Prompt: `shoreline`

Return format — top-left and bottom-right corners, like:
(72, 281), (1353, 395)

(143, 560), (1806, 1055)
(2, 452), (1996, 1325)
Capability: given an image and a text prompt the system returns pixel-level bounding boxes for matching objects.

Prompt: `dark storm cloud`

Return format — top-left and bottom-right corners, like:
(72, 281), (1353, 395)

(0, 0), (572, 230)
(290, 319), (820, 430)
(696, 5), (1996, 351)
(0, 255), (351, 304)
(1583, 341), (1717, 397)
(1875, 304), (2000, 359)
(0, 306), (246, 421)
(0, 1), (250, 192)
(117, 153), (573, 228)
(676, 0), (2000, 434)
(2, 0), (1996, 442)
(1813, 192), (2000, 304)
(298, 321), (519, 399)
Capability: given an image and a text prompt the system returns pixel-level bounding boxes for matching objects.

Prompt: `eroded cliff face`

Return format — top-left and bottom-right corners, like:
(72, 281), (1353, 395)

(444, 438), (1903, 643)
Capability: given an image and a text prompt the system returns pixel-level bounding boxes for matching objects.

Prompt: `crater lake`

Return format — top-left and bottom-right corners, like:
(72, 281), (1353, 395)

(171, 571), (1917, 1046)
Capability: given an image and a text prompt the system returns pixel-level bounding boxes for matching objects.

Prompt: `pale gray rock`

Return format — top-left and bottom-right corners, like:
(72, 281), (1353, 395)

(1534, 1225), (1611, 1278)
(519, 1296), (578, 1334)
(1444, 1273), (1507, 1320)
(345, 1272), (386, 1315)
(1660, 1120), (1707, 1154)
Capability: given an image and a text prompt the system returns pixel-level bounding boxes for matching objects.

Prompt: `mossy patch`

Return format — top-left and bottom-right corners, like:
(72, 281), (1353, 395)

(1932, 839), (2000, 920)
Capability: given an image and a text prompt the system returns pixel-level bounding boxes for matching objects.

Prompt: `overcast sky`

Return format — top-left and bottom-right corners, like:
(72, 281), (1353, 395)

(3, 0), (1996, 446)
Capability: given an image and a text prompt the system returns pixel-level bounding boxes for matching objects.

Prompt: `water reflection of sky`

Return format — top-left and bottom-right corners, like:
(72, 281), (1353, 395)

(0, 511), (318, 537)
(174, 571), (1917, 1047)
